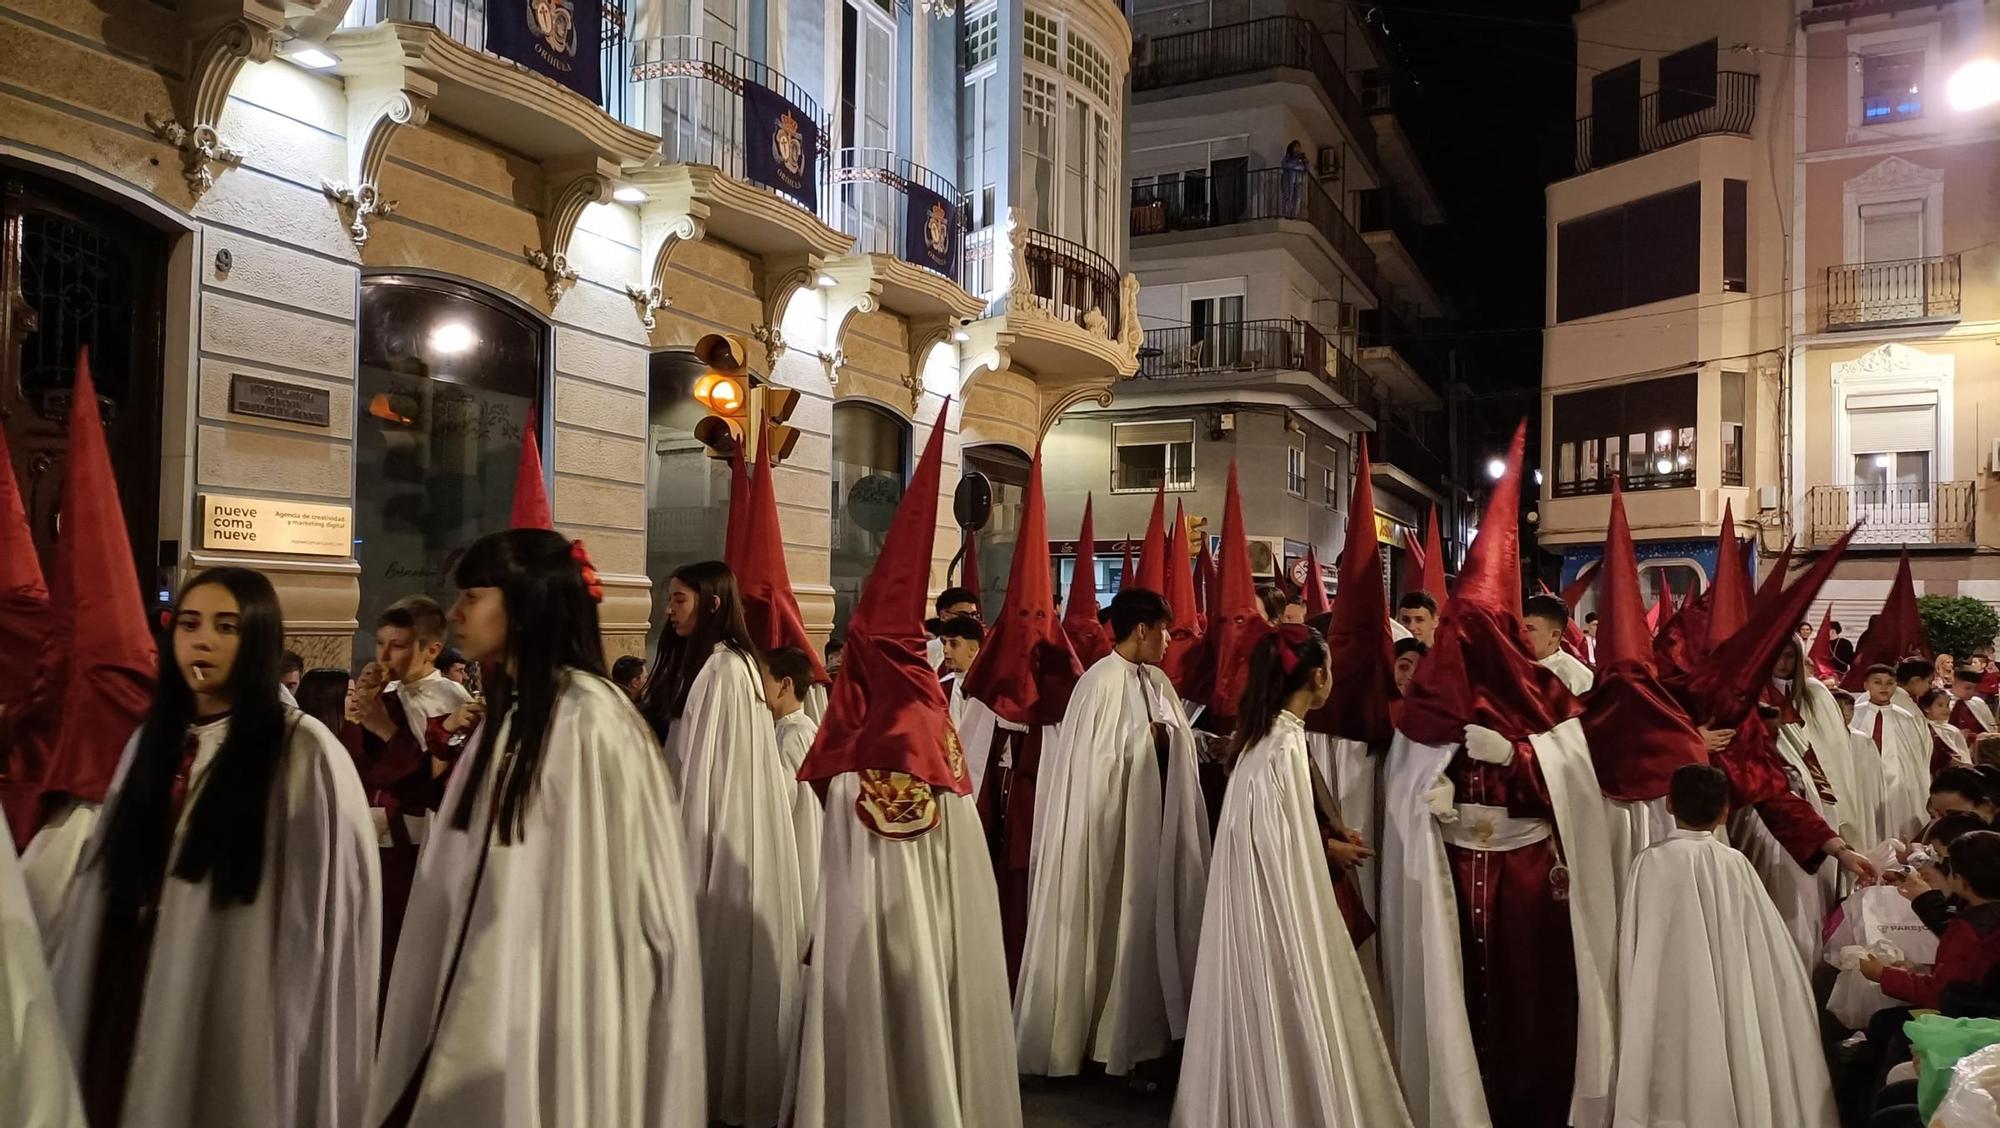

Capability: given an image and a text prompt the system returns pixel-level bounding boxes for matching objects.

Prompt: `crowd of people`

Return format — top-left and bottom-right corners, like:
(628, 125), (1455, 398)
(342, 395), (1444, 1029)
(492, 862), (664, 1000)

(4, 372), (2000, 1128)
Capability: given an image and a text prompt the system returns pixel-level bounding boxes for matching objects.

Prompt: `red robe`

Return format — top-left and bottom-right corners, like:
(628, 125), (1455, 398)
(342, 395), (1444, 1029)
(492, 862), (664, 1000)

(342, 688), (463, 988)
(975, 724), (1043, 983)
(1952, 699), (1992, 742)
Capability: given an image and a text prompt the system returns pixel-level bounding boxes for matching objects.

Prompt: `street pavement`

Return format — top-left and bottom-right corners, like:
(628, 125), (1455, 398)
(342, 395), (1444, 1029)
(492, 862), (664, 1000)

(1021, 1075), (1175, 1126)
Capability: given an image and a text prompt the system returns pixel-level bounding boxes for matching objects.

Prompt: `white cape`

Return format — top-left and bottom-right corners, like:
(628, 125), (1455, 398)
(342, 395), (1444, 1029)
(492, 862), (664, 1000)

(1799, 678), (1874, 850)
(1612, 830), (1838, 1128)
(1934, 721), (1972, 764)
(0, 807), (83, 1128)
(774, 708), (824, 914)
(1853, 697), (1931, 842)
(366, 671), (704, 1128)
(1306, 733), (1380, 921)
(19, 801), (96, 942)
(789, 777), (1022, 1127)
(1539, 650), (1595, 696)
(671, 645), (808, 1128)
(1173, 713), (1412, 1128)
(1014, 651), (1211, 1076)
(1379, 718), (1619, 1128)
(47, 711), (379, 1128)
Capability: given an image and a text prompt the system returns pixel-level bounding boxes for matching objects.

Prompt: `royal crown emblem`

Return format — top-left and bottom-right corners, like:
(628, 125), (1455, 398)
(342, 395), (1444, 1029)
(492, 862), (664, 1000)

(924, 201), (950, 259)
(773, 110), (805, 177)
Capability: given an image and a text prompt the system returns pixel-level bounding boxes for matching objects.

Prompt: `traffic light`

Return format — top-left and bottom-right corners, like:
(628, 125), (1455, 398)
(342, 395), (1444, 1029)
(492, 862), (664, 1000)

(692, 333), (751, 459)
(756, 383), (800, 465)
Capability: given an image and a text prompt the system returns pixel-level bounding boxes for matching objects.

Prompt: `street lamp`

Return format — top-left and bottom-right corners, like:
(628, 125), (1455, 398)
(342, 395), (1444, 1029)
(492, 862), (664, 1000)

(1485, 457), (1505, 481)
(1948, 58), (2000, 111)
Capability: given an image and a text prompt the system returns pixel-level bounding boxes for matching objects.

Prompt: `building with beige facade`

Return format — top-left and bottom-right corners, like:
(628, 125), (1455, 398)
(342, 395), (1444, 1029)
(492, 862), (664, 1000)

(0, 0), (1140, 665)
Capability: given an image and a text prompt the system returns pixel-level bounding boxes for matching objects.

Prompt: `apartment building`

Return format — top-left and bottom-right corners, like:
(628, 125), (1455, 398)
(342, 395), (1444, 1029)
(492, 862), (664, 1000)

(0, 0), (1140, 661)
(1038, 0), (1463, 599)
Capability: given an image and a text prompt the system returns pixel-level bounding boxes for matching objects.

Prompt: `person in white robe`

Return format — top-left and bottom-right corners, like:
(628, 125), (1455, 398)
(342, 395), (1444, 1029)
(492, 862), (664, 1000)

(1173, 626), (1412, 1128)
(1015, 587), (1211, 1077)
(789, 409), (1021, 1128)
(0, 807), (84, 1128)
(46, 567), (379, 1128)
(1852, 664), (1933, 842)
(1524, 593), (1594, 696)
(1951, 669), (1998, 735)
(1924, 689), (1974, 765)
(643, 560), (807, 1128)
(1613, 762), (1838, 1127)
(763, 645), (824, 909)
(369, 529), (704, 1128)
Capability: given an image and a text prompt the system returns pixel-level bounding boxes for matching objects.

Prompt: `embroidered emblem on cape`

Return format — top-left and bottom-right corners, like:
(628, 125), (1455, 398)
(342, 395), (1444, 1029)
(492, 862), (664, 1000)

(944, 720), (967, 783)
(855, 769), (939, 839)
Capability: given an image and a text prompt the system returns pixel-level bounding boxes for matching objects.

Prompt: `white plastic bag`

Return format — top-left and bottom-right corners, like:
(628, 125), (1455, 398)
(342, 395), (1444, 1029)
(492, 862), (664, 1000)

(1823, 883), (1941, 1030)
(1932, 1042), (2000, 1127)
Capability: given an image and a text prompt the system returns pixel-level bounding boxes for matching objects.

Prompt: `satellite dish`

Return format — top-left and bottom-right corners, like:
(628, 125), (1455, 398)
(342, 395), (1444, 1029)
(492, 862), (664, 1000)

(954, 471), (992, 532)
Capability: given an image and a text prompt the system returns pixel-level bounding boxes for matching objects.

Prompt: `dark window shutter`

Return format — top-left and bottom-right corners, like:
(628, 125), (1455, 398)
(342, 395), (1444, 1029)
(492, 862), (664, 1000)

(1723, 178), (1747, 292)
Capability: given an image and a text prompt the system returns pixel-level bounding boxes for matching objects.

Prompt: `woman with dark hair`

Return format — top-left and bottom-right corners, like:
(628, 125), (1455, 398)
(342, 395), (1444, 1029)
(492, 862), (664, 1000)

(1174, 625), (1410, 1127)
(367, 530), (702, 1128)
(44, 566), (379, 1128)
(642, 559), (806, 1128)
(1924, 688), (1974, 768)
(294, 667), (352, 735)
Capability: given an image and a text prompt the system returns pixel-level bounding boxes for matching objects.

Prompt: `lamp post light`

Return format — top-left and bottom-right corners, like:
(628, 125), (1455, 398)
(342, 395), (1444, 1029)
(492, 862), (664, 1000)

(1948, 58), (2000, 112)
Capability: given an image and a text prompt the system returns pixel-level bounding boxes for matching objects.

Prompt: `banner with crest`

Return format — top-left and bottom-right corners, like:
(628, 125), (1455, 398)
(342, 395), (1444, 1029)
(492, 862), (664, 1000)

(489, 0), (602, 101)
(902, 181), (957, 277)
(742, 81), (819, 209)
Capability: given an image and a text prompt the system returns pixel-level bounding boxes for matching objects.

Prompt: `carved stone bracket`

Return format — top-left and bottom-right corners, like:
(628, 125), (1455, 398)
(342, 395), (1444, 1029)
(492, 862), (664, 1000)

(1039, 383), (1114, 437)
(1116, 273), (1143, 368)
(821, 347), (846, 386)
(754, 253), (822, 364)
(626, 199), (710, 332)
(905, 317), (955, 410)
(147, 17), (278, 198)
(528, 158), (616, 306)
(818, 264), (882, 387)
(324, 75), (436, 246)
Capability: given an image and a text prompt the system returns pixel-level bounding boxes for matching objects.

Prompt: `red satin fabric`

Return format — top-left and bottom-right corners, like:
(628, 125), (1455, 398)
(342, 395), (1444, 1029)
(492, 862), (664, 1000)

(1577, 661), (1708, 802)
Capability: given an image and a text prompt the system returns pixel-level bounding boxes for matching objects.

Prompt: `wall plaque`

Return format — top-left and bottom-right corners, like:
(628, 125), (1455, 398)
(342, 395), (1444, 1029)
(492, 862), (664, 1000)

(230, 374), (331, 427)
(199, 494), (352, 557)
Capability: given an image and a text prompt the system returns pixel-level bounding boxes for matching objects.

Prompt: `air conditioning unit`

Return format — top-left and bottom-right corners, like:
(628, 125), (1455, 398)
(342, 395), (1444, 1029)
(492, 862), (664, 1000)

(1757, 485), (1780, 511)
(1317, 146), (1340, 179)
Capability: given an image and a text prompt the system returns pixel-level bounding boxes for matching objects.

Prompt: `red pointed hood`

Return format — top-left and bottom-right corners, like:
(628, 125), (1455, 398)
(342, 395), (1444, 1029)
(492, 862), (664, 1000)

(1307, 436), (1395, 743)
(1684, 524), (1859, 727)
(963, 451), (1082, 726)
(1188, 461), (1270, 716)
(1132, 485), (1167, 595)
(739, 434), (826, 684)
(1062, 498), (1112, 668)
(1654, 581), (1709, 681)
(0, 426), (48, 712)
(1196, 537), (1218, 625)
(1400, 421), (1580, 745)
(1840, 548), (1929, 690)
(1120, 537), (1135, 593)
(1756, 540), (1794, 609)
(1703, 502), (1750, 652)
(800, 404), (966, 793)
(1420, 505), (1447, 602)
(1578, 478), (1707, 799)
(1159, 500), (1202, 686)
(1807, 607), (1839, 681)
(724, 447), (751, 570)
(1302, 545), (1332, 618)
(511, 408), (554, 531)
(40, 350), (158, 808)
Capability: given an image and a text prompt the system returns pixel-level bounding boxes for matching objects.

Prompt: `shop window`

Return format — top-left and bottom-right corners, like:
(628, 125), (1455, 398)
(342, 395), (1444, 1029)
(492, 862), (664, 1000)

(1113, 419), (1194, 491)
(355, 275), (545, 664)
(830, 401), (911, 640)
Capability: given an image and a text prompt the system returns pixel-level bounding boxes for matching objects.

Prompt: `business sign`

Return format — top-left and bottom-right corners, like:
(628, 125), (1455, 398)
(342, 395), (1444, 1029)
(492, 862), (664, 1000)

(199, 494), (352, 557)
(230, 374), (331, 427)
(488, 0), (602, 102)
(1374, 511), (1412, 548)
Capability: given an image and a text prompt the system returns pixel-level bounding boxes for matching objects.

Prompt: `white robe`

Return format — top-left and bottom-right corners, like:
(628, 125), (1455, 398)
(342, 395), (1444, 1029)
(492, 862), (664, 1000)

(367, 670), (704, 1128)
(47, 710), (379, 1128)
(0, 808), (83, 1128)
(1539, 649), (1595, 696)
(1612, 830), (1838, 1128)
(1173, 712), (1412, 1128)
(774, 708), (824, 914)
(1962, 695), (1998, 733)
(673, 645), (808, 1128)
(1853, 697), (1931, 842)
(20, 802), (96, 942)
(1014, 651), (1211, 1076)
(1934, 721), (1972, 765)
(1799, 679), (1874, 850)
(788, 777), (1022, 1128)
(1305, 733), (1380, 921)
(1379, 718), (1620, 1128)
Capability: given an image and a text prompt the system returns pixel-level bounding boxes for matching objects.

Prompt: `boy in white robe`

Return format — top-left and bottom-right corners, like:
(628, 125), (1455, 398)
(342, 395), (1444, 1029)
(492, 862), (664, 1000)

(764, 646), (824, 908)
(1613, 763), (1838, 1127)
(938, 616), (983, 732)
(1853, 664), (1934, 841)
(1523, 593), (1595, 696)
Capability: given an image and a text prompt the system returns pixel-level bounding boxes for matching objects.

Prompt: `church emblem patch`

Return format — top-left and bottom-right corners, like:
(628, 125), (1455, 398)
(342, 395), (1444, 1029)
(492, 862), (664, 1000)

(855, 770), (939, 840)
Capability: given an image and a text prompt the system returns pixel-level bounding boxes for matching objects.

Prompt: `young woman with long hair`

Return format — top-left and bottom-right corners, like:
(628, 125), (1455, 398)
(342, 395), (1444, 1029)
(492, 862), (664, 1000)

(642, 559), (807, 1128)
(366, 529), (703, 1128)
(294, 667), (351, 735)
(1173, 625), (1412, 1127)
(44, 566), (380, 1128)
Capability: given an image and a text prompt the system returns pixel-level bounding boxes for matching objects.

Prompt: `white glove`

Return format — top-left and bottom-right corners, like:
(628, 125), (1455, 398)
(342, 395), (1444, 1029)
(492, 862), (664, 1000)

(1464, 724), (1515, 765)
(1424, 774), (1457, 824)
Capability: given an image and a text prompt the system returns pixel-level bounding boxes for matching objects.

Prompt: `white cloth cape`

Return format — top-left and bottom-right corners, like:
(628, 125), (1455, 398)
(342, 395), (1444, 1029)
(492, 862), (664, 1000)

(1014, 651), (1211, 1076)
(1612, 830), (1838, 1128)
(20, 802), (96, 943)
(1172, 713), (1413, 1128)
(1306, 733), (1380, 921)
(1379, 718), (1619, 1128)
(788, 777), (1022, 1128)
(366, 671), (705, 1128)
(1539, 649), (1596, 696)
(47, 710), (379, 1128)
(774, 708), (825, 916)
(0, 807), (83, 1128)
(1853, 697), (1931, 842)
(1964, 695), (1998, 733)
(1934, 720), (1972, 764)
(1798, 678), (1874, 850)
(389, 668), (473, 742)
(673, 645), (808, 1128)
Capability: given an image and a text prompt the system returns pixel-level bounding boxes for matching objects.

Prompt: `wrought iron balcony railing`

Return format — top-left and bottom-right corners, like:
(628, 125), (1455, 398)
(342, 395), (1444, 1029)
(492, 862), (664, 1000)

(1137, 318), (1376, 415)
(1130, 167), (1376, 291)
(344, 0), (631, 121)
(1825, 255), (1962, 330)
(1133, 17), (1376, 164)
(1806, 482), (1976, 547)
(818, 147), (969, 287)
(628, 36), (829, 211)
(965, 227), (1122, 339)
(1574, 70), (1757, 175)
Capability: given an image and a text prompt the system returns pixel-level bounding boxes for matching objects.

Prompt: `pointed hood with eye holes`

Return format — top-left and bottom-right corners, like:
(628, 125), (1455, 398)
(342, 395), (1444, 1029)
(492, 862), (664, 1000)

(961, 449), (1081, 727)
(1839, 548), (1928, 691)
(736, 427), (827, 684)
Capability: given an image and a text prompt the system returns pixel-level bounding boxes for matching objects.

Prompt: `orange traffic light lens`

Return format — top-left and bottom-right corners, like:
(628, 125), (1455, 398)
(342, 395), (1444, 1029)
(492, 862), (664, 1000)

(693, 373), (745, 413)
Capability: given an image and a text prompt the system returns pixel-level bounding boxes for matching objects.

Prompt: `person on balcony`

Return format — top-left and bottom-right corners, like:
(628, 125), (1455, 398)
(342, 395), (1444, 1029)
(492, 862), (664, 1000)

(1281, 141), (1309, 219)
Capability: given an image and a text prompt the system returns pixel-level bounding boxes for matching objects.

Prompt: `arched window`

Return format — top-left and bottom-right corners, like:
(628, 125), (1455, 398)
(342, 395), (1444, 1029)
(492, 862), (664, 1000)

(354, 275), (546, 663)
(830, 400), (911, 639)
(961, 443), (1031, 616)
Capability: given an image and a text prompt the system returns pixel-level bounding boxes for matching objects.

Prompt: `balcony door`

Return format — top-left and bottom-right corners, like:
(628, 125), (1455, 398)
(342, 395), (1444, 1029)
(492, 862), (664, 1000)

(659, 0), (749, 168)
(1847, 396), (1937, 544)
(839, 0), (896, 251)
(1189, 286), (1243, 368)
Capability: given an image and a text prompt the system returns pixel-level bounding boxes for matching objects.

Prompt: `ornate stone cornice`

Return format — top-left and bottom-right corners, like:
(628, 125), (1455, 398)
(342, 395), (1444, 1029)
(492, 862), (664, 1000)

(528, 158), (616, 305)
(626, 198), (710, 331)
(147, 16), (279, 198)
(1039, 383), (1115, 436)
(755, 253), (822, 364)
(905, 317), (955, 409)
(324, 74), (436, 246)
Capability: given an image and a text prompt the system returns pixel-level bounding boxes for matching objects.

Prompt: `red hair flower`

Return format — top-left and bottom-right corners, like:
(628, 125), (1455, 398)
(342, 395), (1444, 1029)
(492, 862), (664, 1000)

(570, 539), (605, 603)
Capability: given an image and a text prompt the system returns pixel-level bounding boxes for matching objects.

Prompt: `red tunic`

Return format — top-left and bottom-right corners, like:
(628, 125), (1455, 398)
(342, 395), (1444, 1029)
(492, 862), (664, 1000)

(1444, 739), (1579, 1128)
(341, 689), (459, 991)
(975, 724), (1041, 984)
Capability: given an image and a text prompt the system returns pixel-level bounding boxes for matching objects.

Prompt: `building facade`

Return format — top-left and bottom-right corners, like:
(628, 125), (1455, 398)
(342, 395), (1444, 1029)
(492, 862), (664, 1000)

(0, 0), (1139, 663)
(1539, 0), (1793, 604)
(1791, 0), (2000, 622)
(1038, 0), (1462, 600)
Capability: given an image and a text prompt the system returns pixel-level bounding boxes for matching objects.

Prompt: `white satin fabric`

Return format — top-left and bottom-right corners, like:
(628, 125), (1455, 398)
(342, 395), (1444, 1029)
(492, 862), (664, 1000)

(1538, 649), (1596, 696)
(19, 802), (95, 941)
(1853, 697), (1932, 842)
(774, 707), (824, 915)
(0, 807), (83, 1128)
